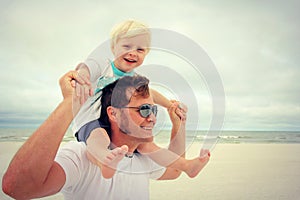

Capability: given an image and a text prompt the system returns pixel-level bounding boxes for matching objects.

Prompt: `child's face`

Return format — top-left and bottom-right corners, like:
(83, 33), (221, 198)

(112, 34), (149, 73)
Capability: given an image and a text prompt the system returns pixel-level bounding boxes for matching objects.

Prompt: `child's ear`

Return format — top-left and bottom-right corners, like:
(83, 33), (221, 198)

(111, 46), (116, 56)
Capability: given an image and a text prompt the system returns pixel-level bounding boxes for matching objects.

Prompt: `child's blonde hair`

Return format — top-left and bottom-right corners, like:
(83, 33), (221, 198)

(110, 19), (151, 51)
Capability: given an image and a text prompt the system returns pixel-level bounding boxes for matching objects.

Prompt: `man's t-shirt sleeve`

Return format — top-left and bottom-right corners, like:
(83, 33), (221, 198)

(55, 142), (85, 192)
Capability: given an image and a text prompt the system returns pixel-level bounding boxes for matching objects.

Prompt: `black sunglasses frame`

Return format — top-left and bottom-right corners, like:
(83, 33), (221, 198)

(121, 104), (158, 118)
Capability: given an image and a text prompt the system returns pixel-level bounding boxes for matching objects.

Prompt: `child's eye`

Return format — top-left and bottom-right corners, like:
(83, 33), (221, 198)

(137, 48), (145, 53)
(123, 45), (131, 49)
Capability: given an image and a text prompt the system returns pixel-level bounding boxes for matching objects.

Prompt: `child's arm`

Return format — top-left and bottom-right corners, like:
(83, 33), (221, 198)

(75, 63), (93, 104)
(150, 89), (187, 119)
(150, 89), (172, 109)
(86, 128), (128, 179)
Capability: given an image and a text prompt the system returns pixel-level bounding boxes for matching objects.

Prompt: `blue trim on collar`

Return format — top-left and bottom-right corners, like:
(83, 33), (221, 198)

(111, 62), (135, 77)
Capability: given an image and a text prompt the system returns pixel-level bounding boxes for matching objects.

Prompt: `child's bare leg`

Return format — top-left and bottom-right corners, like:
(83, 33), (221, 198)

(86, 128), (128, 178)
(147, 150), (210, 178)
(87, 145), (128, 179)
(138, 143), (210, 178)
(183, 153), (210, 178)
(138, 143), (187, 170)
(101, 145), (128, 178)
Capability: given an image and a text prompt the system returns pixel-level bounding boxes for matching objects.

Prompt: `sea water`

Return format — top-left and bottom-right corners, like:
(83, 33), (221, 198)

(1, 127), (299, 144)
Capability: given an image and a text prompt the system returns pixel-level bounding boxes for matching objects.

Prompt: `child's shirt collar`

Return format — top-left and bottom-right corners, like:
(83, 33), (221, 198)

(111, 62), (135, 77)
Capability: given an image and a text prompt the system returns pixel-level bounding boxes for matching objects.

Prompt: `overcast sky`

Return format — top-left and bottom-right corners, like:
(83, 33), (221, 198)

(0, 0), (299, 131)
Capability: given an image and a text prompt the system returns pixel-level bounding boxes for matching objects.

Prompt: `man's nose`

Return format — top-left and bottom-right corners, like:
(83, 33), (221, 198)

(146, 112), (156, 123)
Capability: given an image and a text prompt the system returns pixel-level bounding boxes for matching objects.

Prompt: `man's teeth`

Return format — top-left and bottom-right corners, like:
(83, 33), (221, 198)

(142, 127), (152, 130)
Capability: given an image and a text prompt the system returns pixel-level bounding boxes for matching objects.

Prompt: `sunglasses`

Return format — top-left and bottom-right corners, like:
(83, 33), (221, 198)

(121, 104), (158, 118)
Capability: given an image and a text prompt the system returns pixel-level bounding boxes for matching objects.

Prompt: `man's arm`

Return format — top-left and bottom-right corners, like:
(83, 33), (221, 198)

(157, 103), (187, 180)
(2, 71), (87, 199)
(149, 89), (186, 157)
(168, 102), (186, 157)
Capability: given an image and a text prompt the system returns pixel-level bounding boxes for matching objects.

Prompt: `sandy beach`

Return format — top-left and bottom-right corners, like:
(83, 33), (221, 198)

(1, 142), (300, 200)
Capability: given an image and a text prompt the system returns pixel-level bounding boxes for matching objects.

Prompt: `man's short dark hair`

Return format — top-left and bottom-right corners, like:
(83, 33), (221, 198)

(99, 75), (150, 136)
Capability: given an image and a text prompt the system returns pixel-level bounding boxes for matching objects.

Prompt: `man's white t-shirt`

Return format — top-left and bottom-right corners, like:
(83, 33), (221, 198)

(55, 142), (166, 200)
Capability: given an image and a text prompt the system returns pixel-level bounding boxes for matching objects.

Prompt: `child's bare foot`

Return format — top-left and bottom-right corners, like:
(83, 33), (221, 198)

(101, 145), (128, 179)
(185, 150), (210, 178)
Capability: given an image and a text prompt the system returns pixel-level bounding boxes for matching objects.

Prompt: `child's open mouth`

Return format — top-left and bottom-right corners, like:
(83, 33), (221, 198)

(124, 58), (137, 63)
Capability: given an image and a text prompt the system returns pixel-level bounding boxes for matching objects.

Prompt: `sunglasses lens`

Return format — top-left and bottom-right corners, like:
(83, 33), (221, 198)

(152, 105), (158, 116)
(140, 105), (151, 118)
(139, 104), (157, 118)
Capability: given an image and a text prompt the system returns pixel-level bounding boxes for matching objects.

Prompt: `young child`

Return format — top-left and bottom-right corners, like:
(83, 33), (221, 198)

(74, 19), (209, 178)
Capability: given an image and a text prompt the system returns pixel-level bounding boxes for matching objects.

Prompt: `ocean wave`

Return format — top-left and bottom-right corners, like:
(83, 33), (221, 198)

(1, 129), (300, 144)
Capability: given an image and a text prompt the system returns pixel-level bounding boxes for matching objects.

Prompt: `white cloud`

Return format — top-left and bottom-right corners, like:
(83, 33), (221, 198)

(0, 0), (299, 130)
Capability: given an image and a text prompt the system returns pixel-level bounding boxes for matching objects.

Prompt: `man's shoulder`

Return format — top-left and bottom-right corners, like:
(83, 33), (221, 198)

(56, 141), (93, 172)
(62, 141), (86, 148)
(58, 141), (87, 158)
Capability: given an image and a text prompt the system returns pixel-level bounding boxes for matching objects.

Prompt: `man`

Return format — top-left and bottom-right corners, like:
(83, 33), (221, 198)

(2, 71), (210, 200)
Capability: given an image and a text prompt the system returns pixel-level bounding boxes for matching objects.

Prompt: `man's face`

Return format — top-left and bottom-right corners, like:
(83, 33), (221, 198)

(112, 34), (149, 73)
(116, 95), (156, 143)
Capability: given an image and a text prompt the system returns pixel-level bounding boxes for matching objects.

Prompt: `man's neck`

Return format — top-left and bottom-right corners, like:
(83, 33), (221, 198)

(110, 128), (140, 154)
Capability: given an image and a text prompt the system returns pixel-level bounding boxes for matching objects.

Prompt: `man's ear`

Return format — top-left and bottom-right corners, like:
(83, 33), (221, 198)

(107, 106), (117, 121)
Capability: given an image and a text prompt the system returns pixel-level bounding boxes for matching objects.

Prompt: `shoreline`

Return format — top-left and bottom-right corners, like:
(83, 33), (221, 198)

(1, 142), (300, 199)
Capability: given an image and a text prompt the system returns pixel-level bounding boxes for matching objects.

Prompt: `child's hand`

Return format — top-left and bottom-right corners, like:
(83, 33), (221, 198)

(168, 102), (182, 126)
(170, 100), (188, 121)
(75, 63), (93, 105)
(59, 70), (90, 116)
